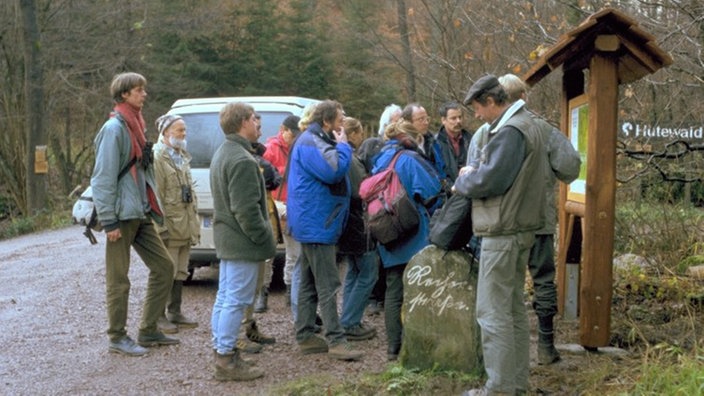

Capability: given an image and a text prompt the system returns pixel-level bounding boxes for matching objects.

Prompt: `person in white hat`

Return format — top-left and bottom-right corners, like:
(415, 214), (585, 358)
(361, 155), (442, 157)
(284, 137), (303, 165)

(153, 113), (200, 333)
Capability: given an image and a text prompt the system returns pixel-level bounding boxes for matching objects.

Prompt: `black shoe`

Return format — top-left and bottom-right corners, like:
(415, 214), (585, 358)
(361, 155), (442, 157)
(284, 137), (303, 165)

(388, 344), (400, 361)
(137, 331), (180, 347)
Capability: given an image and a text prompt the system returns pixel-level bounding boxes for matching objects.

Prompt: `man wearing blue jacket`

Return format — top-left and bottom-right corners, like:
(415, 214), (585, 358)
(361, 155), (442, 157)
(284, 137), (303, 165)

(287, 100), (363, 361)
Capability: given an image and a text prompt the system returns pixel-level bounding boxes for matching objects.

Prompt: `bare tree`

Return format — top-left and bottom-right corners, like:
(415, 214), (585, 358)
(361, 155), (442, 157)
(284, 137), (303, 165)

(20, 0), (47, 214)
(397, 0), (417, 101)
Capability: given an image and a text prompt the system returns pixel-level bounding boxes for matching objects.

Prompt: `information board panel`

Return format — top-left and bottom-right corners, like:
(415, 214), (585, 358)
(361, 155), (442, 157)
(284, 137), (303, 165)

(568, 94), (588, 203)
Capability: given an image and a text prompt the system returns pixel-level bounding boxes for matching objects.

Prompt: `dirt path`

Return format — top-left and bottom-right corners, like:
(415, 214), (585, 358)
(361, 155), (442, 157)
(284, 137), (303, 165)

(0, 226), (389, 395)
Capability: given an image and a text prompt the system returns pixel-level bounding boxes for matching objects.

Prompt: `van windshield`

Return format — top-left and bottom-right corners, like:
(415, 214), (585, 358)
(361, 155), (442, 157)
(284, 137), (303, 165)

(181, 111), (293, 168)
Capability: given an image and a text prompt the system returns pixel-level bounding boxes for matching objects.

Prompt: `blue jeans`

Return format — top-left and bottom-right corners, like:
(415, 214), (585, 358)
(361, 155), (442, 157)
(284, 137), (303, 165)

(295, 243), (344, 345)
(211, 259), (259, 354)
(340, 251), (378, 328)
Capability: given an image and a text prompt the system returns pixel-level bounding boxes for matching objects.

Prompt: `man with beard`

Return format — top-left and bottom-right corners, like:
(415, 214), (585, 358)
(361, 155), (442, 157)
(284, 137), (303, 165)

(153, 114), (200, 334)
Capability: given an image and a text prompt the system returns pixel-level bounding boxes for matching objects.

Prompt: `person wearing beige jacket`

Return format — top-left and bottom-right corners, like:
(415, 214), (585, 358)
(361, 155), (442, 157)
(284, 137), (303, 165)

(153, 114), (200, 333)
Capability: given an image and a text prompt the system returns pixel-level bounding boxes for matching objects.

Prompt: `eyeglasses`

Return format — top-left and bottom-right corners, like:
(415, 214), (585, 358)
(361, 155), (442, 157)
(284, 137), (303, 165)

(413, 116), (430, 123)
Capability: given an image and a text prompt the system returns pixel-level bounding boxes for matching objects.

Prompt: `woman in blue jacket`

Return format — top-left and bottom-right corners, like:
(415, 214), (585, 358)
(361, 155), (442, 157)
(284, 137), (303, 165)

(372, 120), (442, 360)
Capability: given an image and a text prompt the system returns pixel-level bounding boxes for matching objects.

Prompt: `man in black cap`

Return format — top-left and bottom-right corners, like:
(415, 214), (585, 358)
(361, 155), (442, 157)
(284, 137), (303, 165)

(454, 74), (547, 396)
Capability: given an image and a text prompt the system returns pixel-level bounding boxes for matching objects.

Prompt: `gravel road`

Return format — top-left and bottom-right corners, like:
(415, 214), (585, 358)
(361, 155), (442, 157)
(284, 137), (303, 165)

(0, 226), (389, 395)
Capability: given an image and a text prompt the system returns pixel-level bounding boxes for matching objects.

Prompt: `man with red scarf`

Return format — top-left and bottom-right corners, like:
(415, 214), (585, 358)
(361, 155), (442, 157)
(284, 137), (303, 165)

(91, 72), (179, 356)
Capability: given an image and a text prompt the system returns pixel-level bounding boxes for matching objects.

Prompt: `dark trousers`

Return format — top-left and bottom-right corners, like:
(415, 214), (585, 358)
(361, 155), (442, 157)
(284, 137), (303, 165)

(528, 234), (558, 318)
(105, 219), (173, 342)
(384, 264), (406, 354)
(295, 243), (345, 345)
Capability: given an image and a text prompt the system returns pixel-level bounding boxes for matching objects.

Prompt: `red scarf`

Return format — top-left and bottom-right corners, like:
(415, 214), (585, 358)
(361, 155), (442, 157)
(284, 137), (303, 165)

(448, 131), (462, 157)
(112, 102), (146, 161)
(111, 102), (163, 218)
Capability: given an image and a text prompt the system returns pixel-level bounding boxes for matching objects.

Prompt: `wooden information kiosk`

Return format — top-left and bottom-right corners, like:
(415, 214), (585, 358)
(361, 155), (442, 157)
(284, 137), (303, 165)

(522, 8), (672, 348)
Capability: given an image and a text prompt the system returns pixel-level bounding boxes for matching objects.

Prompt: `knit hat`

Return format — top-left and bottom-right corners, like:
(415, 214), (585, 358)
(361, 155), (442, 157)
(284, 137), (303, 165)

(282, 115), (301, 135)
(155, 114), (183, 135)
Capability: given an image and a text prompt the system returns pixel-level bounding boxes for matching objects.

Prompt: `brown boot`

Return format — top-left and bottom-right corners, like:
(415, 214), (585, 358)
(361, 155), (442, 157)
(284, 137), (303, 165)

(213, 350), (264, 381)
(246, 320), (276, 344)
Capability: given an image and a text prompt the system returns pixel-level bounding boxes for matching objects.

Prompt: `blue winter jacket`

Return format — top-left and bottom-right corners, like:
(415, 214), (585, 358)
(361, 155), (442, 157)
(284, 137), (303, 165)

(372, 141), (442, 268)
(287, 122), (352, 244)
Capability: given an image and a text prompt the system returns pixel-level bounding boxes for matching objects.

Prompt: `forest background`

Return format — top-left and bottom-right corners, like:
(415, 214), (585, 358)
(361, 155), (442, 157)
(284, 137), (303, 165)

(3, 1), (704, 393)
(2, 0), (703, 219)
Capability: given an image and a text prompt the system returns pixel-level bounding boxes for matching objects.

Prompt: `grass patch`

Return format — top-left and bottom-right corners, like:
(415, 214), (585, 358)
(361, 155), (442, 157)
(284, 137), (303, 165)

(269, 364), (480, 396)
(623, 345), (704, 395)
(0, 209), (72, 239)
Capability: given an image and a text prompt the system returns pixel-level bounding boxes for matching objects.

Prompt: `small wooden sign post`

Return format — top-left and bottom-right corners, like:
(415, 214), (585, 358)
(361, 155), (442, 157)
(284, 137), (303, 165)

(523, 8), (672, 348)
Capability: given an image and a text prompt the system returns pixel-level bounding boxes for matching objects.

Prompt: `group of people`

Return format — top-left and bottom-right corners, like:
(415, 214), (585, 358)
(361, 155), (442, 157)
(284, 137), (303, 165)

(90, 71), (580, 393)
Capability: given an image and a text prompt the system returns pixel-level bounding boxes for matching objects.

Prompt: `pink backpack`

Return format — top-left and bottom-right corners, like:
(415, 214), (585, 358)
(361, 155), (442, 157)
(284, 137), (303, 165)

(359, 150), (420, 247)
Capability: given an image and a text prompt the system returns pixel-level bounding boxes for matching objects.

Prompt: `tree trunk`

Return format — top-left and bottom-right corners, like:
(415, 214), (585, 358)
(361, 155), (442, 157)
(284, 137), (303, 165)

(396, 0), (416, 102)
(19, 0), (47, 214)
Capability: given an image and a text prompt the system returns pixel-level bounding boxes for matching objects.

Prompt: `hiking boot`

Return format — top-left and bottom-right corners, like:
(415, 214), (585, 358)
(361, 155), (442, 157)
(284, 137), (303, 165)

(537, 332), (561, 365)
(109, 336), (148, 356)
(166, 312), (198, 329)
(253, 287), (268, 313)
(537, 316), (561, 365)
(246, 320), (276, 344)
(212, 348), (255, 368)
(213, 350), (264, 381)
(137, 331), (180, 347)
(236, 338), (263, 354)
(298, 335), (328, 355)
(157, 314), (178, 334)
(344, 323), (376, 341)
(328, 341), (363, 361)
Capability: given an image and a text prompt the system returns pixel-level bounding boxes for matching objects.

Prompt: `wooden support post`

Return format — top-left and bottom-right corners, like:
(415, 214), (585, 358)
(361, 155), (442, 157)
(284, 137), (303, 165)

(557, 69), (585, 317)
(580, 51), (618, 348)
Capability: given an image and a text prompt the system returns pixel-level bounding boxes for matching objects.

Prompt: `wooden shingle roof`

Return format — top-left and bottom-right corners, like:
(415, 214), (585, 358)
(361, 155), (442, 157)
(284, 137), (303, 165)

(523, 7), (673, 86)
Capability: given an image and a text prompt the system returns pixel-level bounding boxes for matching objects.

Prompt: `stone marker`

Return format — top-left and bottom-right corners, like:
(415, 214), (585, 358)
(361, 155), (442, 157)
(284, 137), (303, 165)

(400, 245), (482, 373)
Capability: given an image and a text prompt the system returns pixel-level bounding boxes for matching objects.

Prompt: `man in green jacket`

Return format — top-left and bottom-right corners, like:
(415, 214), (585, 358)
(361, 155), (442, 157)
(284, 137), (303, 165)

(209, 102), (276, 381)
(455, 75), (547, 396)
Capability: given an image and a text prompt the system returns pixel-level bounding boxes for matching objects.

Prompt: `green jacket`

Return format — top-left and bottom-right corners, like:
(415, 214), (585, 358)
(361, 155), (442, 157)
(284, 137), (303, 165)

(209, 133), (276, 262)
(471, 107), (547, 236)
(153, 142), (200, 245)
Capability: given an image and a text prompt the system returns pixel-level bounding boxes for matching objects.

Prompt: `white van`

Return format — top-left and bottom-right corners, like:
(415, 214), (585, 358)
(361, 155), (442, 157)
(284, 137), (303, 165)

(166, 96), (320, 277)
